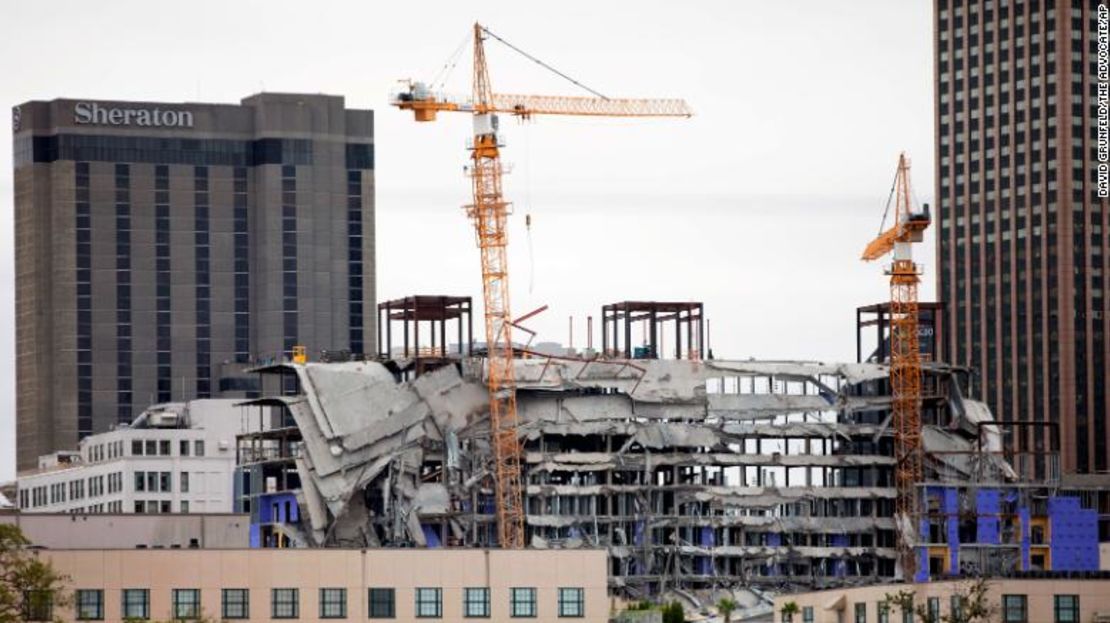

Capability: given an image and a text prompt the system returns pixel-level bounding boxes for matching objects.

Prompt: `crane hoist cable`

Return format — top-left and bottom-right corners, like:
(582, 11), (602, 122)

(479, 25), (610, 100)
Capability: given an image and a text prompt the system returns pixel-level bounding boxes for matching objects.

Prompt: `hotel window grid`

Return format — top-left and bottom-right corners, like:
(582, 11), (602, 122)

(22, 590), (52, 621)
(222, 589), (249, 620)
(281, 164), (298, 357)
(75, 162), (92, 437)
(195, 166), (211, 397)
(464, 588), (490, 618)
(272, 588), (299, 619)
(368, 588), (395, 619)
(154, 165), (171, 402)
(510, 588), (537, 618)
(320, 588), (347, 619)
(233, 167), (250, 363)
(76, 589), (103, 620)
(114, 163), (131, 423)
(855, 602), (867, 623)
(347, 169), (364, 354)
(1003, 595), (1028, 623)
(557, 588), (584, 618)
(122, 589), (149, 620)
(1054, 595), (1079, 623)
(415, 588), (442, 618)
(937, 0), (1107, 478)
(173, 589), (201, 620)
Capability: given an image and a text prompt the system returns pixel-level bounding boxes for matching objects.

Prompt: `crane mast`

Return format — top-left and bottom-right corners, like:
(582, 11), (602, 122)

(862, 153), (930, 579)
(467, 23), (526, 548)
(393, 22), (690, 549)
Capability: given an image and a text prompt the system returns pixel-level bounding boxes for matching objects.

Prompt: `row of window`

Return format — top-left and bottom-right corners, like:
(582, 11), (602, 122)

(133, 471), (176, 493)
(20, 465), (195, 509)
(195, 166), (213, 398)
(75, 162), (93, 435)
(815, 593), (1081, 623)
(347, 169), (365, 355)
(115, 163), (133, 423)
(54, 587), (586, 621)
(131, 438), (206, 457)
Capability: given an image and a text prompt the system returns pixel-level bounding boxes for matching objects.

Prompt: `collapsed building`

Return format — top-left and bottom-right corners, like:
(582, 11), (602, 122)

(233, 298), (1106, 601)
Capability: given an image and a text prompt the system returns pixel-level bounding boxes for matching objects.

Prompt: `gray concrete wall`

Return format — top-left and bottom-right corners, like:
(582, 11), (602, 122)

(0, 511), (249, 548)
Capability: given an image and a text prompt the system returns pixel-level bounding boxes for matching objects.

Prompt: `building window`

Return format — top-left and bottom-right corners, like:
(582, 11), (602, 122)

(272, 588), (299, 619)
(346, 169), (364, 354)
(194, 166), (212, 398)
(232, 167), (250, 363)
(415, 588), (442, 618)
(180, 440), (190, 456)
(134, 471), (144, 492)
(320, 588), (347, 619)
(558, 588), (584, 618)
(159, 440), (170, 456)
(76, 589), (103, 620)
(74, 161), (92, 436)
(1003, 595), (1027, 623)
(368, 588), (395, 619)
(195, 440), (205, 457)
(160, 472), (172, 492)
(464, 588), (490, 618)
(1054, 595), (1079, 622)
(115, 163), (132, 423)
(22, 590), (52, 621)
(900, 597), (913, 623)
(805, 605), (816, 623)
(122, 589), (149, 620)
(154, 164), (172, 402)
(222, 589), (249, 619)
(132, 440), (142, 456)
(173, 589), (201, 620)
(180, 472), (189, 493)
(927, 598), (940, 622)
(180, 500), (190, 513)
(950, 596), (962, 621)
(855, 602), (867, 623)
(510, 588), (537, 618)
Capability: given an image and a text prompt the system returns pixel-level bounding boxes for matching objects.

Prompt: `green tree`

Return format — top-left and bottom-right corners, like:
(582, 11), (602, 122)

(0, 524), (70, 623)
(717, 597), (738, 623)
(663, 601), (686, 623)
(883, 577), (998, 623)
(779, 600), (799, 623)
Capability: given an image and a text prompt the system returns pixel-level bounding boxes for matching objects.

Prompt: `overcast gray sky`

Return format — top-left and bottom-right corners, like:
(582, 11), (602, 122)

(0, 1), (934, 481)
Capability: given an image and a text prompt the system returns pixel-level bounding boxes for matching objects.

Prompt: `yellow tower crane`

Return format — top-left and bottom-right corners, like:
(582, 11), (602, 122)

(393, 23), (691, 548)
(861, 152), (931, 579)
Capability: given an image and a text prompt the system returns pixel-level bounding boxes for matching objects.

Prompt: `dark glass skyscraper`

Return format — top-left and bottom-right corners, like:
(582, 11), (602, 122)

(12, 93), (376, 470)
(935, 0), (1108, 474)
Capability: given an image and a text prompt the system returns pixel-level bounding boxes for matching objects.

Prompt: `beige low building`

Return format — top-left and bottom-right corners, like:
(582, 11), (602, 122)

(36, 548), (607, 622)
(773, 578), (1110, 623)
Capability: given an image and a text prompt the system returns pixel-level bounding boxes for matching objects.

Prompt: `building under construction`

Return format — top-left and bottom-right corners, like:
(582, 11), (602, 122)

(233, 297), (1106, 605)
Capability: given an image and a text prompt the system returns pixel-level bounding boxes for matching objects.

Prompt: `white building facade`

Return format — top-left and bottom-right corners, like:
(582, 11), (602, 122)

(17, 400), (253, 514)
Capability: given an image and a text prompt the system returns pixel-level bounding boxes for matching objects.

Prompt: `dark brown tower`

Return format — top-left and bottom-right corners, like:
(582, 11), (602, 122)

(935, 0), (1109, 475)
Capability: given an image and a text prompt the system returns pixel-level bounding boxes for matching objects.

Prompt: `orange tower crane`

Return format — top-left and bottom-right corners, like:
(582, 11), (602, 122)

(862, 153), (931, 579)
(392, 23), (691, 548)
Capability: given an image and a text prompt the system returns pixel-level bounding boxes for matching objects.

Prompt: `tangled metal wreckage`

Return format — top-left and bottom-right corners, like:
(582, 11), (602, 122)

(238, 355), (1013, 596)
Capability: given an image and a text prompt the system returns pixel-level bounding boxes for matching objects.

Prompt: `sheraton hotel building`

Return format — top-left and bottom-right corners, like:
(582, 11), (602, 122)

(12, 93), (375, 470)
